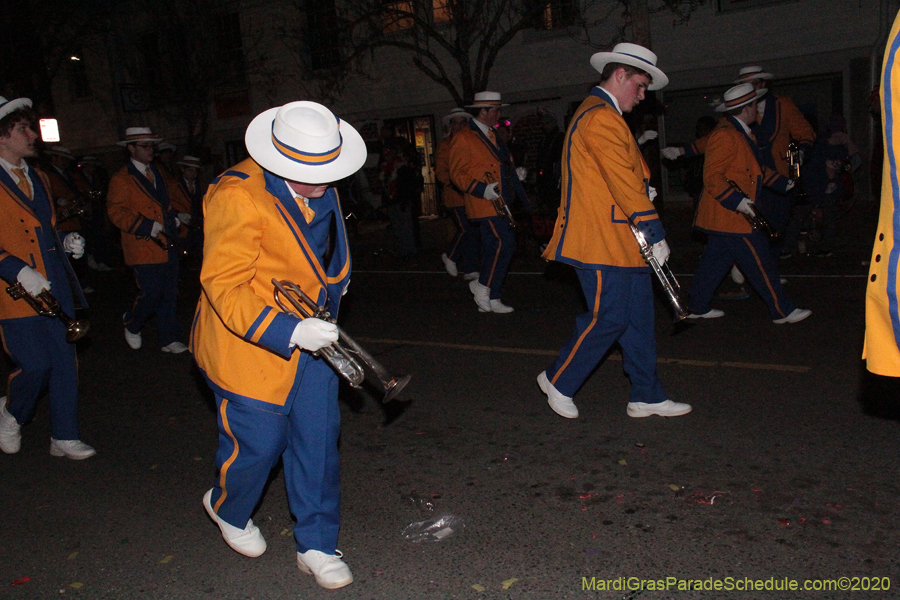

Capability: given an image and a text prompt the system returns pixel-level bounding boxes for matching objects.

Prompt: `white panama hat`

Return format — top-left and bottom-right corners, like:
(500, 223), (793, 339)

(46, 146), (74, 160)
(715, 83), (768, 113)
(465, 92), (508, 109)
(442, 107), (473, 126)
(244, 101), (366, 184)
(118, 127), (163, 146)
(0, 96), (33, 121)
(589, 43), (668, 91)
(176, 155), (202, 168)
(734, 65), (774, 84)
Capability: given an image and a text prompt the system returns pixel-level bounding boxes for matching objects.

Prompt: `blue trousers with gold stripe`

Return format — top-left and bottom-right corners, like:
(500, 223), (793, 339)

(688, 232), (795, 320)
(545, 268), (666, 404)
(445, 206), (479, 274)
(477, 216), (515, 299)
(0, 316), (80, 440)
(125, 255), (180, 347)
(207, 357), (341, 554)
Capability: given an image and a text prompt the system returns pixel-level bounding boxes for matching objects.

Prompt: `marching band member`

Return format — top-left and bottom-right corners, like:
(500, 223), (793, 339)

(437, 107), (479, 280)
(686, 83), (811, 324)
(192, 101), (365, 589)
(449, 91), (516, 313)
(0, 96), (94, 459)
(177, 155), (205, 257)
(865, 10), (900, 376)
(537, 44), (691, 420)
(107, 127), (188, 353)
(736, 65), (816, 245)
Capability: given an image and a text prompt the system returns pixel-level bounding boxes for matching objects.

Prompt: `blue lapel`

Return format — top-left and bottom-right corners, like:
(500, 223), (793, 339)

(126, 161), (170, 209)
(0, 167), (38, 215)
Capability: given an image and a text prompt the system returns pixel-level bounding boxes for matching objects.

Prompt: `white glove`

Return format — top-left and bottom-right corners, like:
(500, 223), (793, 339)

(483, 182), (500, 201)
(797, 149), (805, 165)
(174, 217), (182, 229)
(785, 179), (795, 191)
(150, 221), (164, 238)
(650, 239), (670, 265)
(825, 182), (837, 194)
(290, 318), (339, 352)
(648, 186), (658, 203)
(63, 233), (85, 259)
(17, 266), (51, 297)
(661, 147), (684, 160)
(637, 130), (658, 145)
(736, 197), (756, 216)
(178, 212), (192, 225)
(515, 166), (527, 182)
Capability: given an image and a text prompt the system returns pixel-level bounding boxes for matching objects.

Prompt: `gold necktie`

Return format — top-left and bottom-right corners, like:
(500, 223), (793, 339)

(145, 166), (155, 187)
(11, 167), (32, 199)
(298, 197), (315, 224)
(188, 181), (195, 194)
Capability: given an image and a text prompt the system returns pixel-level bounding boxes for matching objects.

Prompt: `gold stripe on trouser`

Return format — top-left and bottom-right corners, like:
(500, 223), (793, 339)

(742, 237), (785, 318)
(485, 219), (502, 288)
(214, 399), (240, 513)
(551, 270), (602, 386)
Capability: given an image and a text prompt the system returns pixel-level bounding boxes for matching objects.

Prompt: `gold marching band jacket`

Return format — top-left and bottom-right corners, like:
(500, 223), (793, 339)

(694, 116), (790, 235)
(543, 88), (664, 270)
(191, 158), (351, 411)
(865, 11), (900, 376)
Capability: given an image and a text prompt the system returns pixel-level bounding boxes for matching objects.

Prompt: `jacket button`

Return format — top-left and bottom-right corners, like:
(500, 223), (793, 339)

(876, 254), (881, 262)
(871, 274), (877, 282)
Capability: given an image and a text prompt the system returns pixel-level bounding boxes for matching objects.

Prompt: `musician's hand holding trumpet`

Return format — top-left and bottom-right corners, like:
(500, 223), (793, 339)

(290, 317), (338, 352)
(16, 266), (51, 297)
(62, 232), (85, 259)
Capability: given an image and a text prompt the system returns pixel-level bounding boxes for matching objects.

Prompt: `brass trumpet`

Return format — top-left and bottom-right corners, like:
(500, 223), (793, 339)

(271, 279), (410, 403)
(725, 179), (781, 242)
(6, 282), (90, 342)
(785, 141), (801, 181)
(627, 220), (691, 323)
(483, 172), (516, 228)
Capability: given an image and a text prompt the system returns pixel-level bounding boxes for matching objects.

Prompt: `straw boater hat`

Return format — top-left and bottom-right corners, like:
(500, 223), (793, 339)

(118, 127), (163, 146)
(79, 155), (100, 165)
(244, 101), (366, 184)
(715, 83), (767, 113)
(442, 107), (473, 126)
(158, 142), (177, 153)
(590, 43), (669, 91)
(46, 146), (75, 160)
(176, 155), (202, 168)
(0, 96), (32, 120)
(465, 92), (508, 109)
(734, 65), (774, 84)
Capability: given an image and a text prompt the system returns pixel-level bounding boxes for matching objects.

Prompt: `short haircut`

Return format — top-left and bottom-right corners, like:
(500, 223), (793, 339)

(0, 107), (36, 138)
(599, 62), (652, 85)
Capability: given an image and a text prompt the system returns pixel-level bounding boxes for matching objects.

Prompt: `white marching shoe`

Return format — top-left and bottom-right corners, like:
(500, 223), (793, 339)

(489, 299), (514, 313)
(0, 397), (22, 454)
(297, 549), (354, 589)
(687, 309), (724, 319)
(626, 399), (692, 418)
(440, 253), (458, 277)
(773, 308), (811, 324)
(537, 371), (578, 419)
(50, 438), (96, 459)
(463, 271), (480, 281)
(202, 489), (267, 557)
(161, 341), (189, 354)
(468, 279), (493, 312)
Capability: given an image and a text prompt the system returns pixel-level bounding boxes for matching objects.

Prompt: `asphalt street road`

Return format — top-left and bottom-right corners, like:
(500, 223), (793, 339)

(1, 201), (898, 600)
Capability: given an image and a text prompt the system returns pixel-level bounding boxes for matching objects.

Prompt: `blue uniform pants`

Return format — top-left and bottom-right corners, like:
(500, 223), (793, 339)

(125, 255), (180, 347)
(688, 232), (796, 320)
(546, 268), (666, 404)
(0, 316), (79, 440)
(445, 206), (479, 274)
(208, 358), (342, 554)
(477, 216), (515, 300)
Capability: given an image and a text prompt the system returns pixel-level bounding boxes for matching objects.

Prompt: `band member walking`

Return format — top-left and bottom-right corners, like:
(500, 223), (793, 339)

(450, 91), (516, 313)
(192, 101), (365, 589)
(107, 127), (188, 353)
(686, 83), (811, 324)
(537, 44), (691, 420)
(437, 107), (479, 280)
(0, 96), (95, 459)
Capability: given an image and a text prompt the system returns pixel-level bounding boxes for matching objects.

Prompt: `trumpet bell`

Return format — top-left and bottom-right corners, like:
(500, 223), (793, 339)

(383, 374), (411, 404)
(65, 320), (91, 343)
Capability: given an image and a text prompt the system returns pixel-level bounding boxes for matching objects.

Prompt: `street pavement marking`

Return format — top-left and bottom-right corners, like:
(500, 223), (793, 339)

(355, 337), (810, 373)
